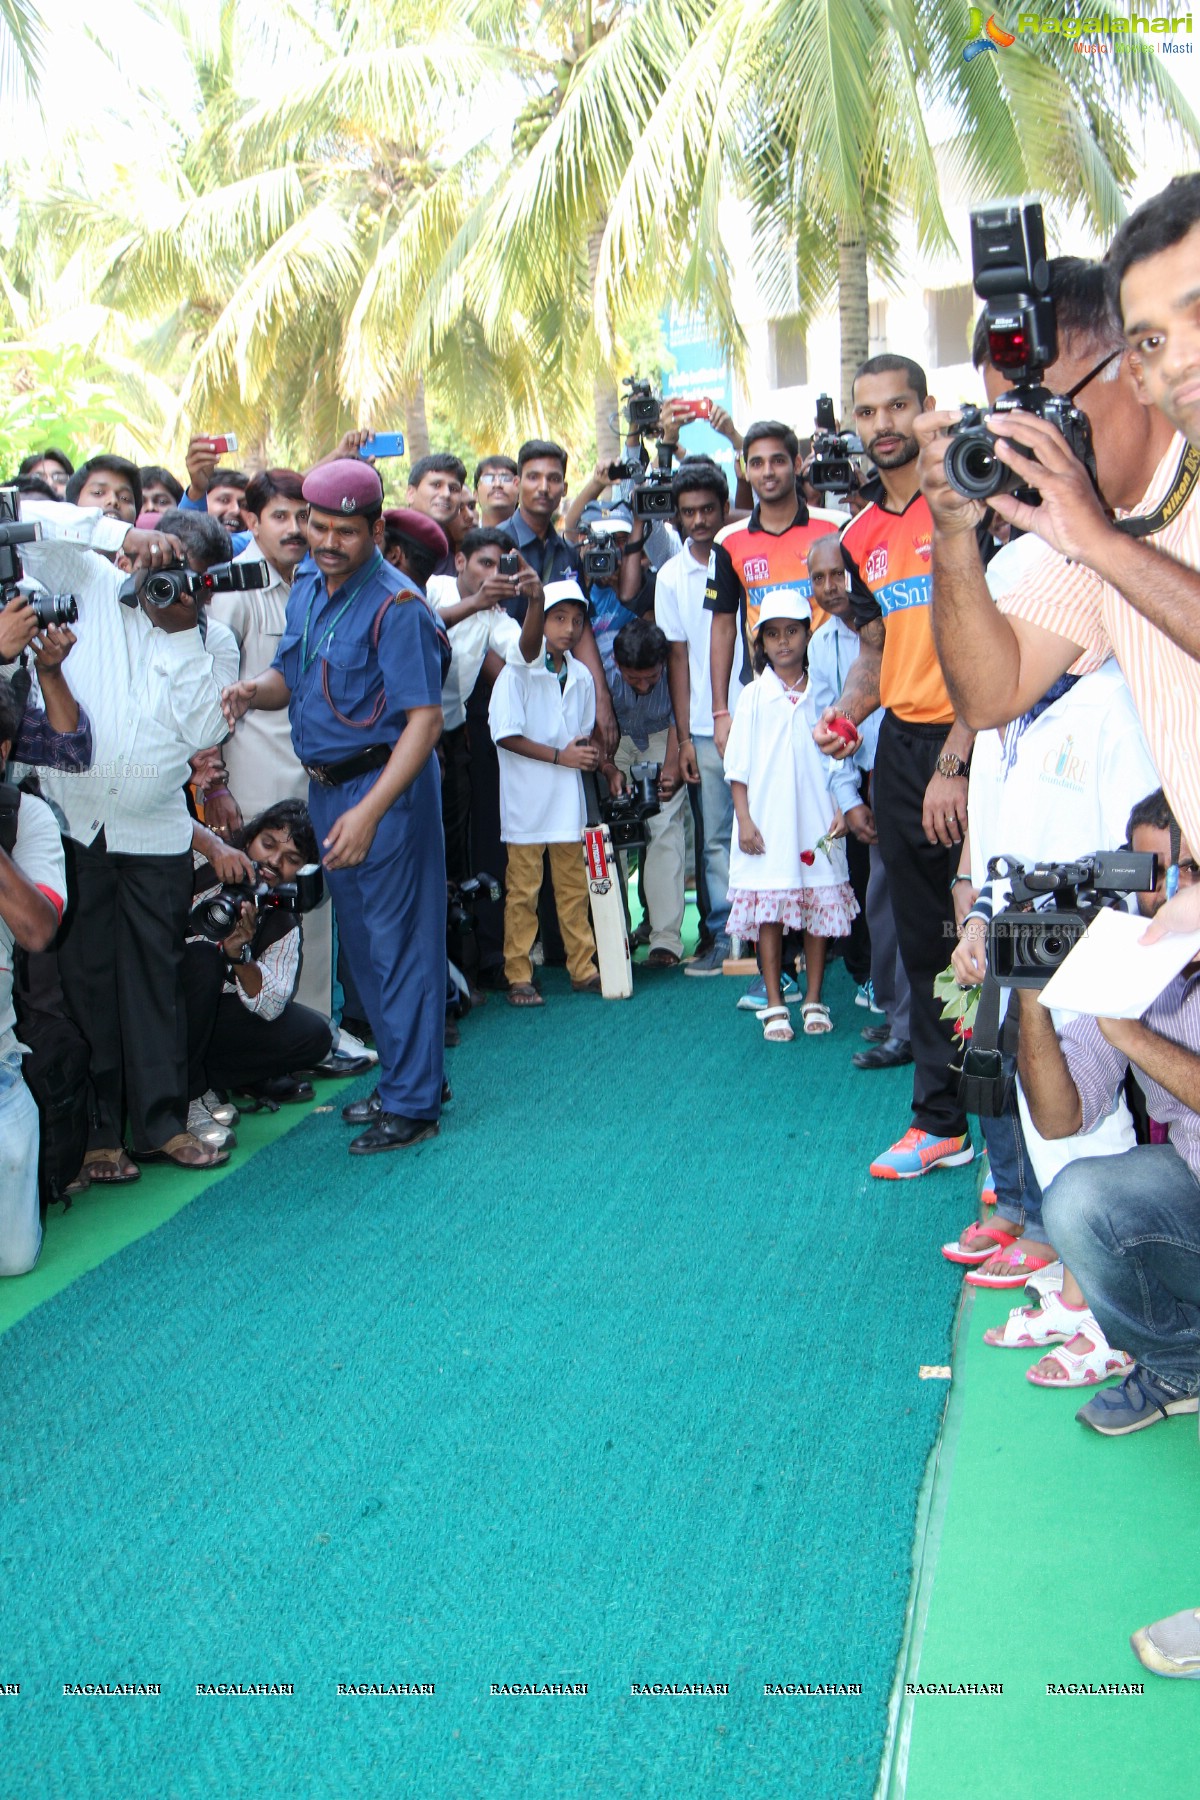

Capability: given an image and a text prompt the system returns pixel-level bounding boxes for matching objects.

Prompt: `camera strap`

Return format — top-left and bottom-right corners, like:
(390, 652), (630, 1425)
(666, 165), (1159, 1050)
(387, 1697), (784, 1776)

(1113, 441), (1200, 541)
(955, 972), (1019, 1120)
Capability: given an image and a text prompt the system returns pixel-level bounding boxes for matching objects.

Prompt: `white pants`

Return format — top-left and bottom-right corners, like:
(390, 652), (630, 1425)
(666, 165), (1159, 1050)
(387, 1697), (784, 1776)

(616, 729), (687, 957)
(0, 1053), (41, 1277)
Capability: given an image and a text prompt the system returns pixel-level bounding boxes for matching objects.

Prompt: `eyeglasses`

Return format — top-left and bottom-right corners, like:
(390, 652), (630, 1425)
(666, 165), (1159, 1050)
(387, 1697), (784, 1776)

(480, 471), (516, 486)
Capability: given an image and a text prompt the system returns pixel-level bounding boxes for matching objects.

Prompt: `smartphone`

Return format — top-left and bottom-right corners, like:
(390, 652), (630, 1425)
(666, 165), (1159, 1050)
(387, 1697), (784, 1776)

(198, 433), (238, 455)
(357, 432), (405, 459)
(498, 553), (521, 577)
(672, 398), (712, 424)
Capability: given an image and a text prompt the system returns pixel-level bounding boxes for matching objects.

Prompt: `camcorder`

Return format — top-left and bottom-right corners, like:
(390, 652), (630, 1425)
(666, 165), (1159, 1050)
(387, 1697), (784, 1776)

(0, 487), (79, 626)
(944, 199), (1096, 506)
(581, 517), (630, 582)
(447, 869), (501, 1003)
(809, 394), (864, 494)
(622, 375), (661, 433)
(120, 558), (271, 610)
(599, 761), (661, 850)
(986, 850), (1157, 988)
(190, 863), (325, 943)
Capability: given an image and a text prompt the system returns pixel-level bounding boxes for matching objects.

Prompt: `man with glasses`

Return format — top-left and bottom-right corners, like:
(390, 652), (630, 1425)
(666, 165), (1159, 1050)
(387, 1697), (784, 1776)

(474, 456), (519, 529)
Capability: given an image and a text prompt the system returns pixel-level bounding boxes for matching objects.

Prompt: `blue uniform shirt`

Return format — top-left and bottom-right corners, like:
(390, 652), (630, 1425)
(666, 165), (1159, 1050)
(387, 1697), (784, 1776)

(272, 551), (444, 764)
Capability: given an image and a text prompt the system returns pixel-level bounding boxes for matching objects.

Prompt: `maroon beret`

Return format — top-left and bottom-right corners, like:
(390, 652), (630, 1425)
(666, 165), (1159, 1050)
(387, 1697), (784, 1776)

(383, 507), (448, 560)
(302, 459), (384, 517)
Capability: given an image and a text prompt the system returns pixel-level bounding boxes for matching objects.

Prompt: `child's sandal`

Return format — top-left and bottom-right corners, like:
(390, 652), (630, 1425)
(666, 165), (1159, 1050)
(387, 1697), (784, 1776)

(756, 1005), (794, 1043)
(801, 1001), (833, 1034)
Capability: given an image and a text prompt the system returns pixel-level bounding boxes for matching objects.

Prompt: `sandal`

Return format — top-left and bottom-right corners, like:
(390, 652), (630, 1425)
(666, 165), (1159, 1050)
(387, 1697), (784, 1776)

(82, 1148), (140, 1184)
(134, 1133), (230, 1170)
(506, 983), (544, 1008)
(800, 1001), (832, 1035)
(942, 1223), (1017, 1266)
(571, 975), (603, 994)
(645, 948), (681, 968)
(965, 1244), (1057, 1288)
(983, 1287), (1089, 1349)
(757, 1005), (794, 1043)
(1025, 1320), (1134, 1388)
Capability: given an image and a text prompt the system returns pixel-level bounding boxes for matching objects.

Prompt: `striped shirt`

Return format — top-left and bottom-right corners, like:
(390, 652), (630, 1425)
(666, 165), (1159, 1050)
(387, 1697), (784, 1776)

(997, 433), (1200, 851)
(1059, 968), (1200, 1178)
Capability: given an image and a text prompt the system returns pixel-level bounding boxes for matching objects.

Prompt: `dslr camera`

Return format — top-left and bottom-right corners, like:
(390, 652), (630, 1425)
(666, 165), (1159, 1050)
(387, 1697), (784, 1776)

(986, 849), (1156, 988)
(0, 487), (79, 626)
(119, 558), (271, 610)
(599, 761), (661, 850)
(622, 375), (661, 433)
(944, 199), (1096, 505)
(809, 394), (864, 494)
(190, 863), (324, 942)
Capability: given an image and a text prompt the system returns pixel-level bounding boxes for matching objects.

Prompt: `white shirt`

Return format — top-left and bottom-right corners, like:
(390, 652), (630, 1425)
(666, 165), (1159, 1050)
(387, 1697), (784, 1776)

(723, 673), (848, 891)
(18, 502), (227, 853)
(210, 547), (308, 817)
(428, 573), (527, 731)
(0, 792), (66, 1062)
(654, 543), (742, 737)
(488, 652), (596, 844)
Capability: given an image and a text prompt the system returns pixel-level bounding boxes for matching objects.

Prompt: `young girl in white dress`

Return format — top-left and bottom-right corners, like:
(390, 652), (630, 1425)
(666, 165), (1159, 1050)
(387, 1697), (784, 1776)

(723, 590), (859, 1042)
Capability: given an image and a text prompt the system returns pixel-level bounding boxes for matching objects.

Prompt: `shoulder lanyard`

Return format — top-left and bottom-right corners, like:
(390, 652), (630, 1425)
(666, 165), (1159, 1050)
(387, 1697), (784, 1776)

(299, 552), (382, 676)
(1114, 442), (1200, 541)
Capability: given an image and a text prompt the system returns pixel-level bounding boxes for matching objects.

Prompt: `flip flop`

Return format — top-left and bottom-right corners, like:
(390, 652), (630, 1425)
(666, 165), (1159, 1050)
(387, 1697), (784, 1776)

(966, 1245), (1058, 1288)
(134, 1133), (230, 1170)
(942, 1224), (1016, 1266)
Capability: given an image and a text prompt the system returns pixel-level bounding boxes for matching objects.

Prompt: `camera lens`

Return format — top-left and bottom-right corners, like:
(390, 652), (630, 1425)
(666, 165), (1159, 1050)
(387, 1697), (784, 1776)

(144, 572), (180, 605)
(944, 428), (1005, 501)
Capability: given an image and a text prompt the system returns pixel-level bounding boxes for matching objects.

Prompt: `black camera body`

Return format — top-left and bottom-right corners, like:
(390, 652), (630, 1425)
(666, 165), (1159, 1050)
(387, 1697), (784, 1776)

(630, 469), (675, 521)
(0, 488), (80, 626)
(986, 850), (1156, 989)
(944, 199), (1097, 506)
(447, 869), (501, 1001)
(581, 534), (621, 582)
(622, 375), (661, 433)
(190, 862), (325, 943)
(809, 394), (864, 493)
(122, 558), (271, 611)
(599, 761), (661, 850)
(498, 552), (521, 578)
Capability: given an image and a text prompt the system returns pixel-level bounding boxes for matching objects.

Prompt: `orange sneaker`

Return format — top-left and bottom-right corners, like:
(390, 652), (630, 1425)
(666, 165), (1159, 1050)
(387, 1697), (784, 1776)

(870, 1128), (974, 1180)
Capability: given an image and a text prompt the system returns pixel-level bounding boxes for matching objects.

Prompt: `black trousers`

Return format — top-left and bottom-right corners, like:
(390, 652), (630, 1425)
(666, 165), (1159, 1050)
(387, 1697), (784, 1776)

(181, 941), (332, 1097)
(56, 832), (194, 1153)
(840, 770), (873, 985)
(872, 713), (967, 1139)
(441, 721), (473, 887)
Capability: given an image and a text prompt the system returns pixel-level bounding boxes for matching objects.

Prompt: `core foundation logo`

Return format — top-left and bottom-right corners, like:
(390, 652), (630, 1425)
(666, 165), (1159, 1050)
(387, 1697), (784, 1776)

(964, 8), (1016, 58)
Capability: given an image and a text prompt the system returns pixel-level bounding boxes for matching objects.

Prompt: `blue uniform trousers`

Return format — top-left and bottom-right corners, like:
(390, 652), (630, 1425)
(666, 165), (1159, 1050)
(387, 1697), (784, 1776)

(308, 766), (446, 1120)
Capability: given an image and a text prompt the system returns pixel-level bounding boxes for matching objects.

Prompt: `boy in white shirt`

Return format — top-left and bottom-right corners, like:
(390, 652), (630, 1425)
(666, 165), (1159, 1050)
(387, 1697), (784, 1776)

(488, 580), (601, 1006)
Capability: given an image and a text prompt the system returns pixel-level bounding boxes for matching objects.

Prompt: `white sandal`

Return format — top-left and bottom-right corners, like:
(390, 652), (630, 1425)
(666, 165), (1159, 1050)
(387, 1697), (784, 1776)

(983, 1287), (1089, 1349)
(1025, 1318), (1134, 1388)
(801, 1000), (832, 1034)
(756, 1005), (794, 1042)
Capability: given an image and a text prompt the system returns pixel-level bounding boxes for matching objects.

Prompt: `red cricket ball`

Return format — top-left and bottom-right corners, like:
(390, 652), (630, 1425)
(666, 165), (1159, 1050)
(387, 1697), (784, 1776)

(827, 715), (860, 747)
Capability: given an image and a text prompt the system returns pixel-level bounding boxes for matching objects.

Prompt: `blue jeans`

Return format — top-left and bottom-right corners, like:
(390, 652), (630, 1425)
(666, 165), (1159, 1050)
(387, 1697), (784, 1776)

(981, 1088), (1045, 1236)
(693, 734), (732, 939)
(1042, 1144), (1200, 1393)
(0, 1053), (41, 1277)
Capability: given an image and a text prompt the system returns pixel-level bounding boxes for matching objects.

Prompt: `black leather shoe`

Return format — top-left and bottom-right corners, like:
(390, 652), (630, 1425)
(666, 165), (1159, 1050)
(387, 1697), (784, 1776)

(860, 1022), (891, 1043)
(852, 1036), (913, 1070)
(348, 1113), (439, 1155)
(341, 1088), (381, 1125)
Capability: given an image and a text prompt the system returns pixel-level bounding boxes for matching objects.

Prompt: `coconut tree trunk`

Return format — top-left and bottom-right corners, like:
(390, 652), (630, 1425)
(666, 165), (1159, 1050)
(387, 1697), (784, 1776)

(588, 223), (621, 467)
(403, 376), (431, 461)
(836, 222), (870, 422)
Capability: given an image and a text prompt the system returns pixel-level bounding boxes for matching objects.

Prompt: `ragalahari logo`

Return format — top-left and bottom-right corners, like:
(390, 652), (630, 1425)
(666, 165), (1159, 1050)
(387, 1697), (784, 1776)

(964, 7), (1017, 58)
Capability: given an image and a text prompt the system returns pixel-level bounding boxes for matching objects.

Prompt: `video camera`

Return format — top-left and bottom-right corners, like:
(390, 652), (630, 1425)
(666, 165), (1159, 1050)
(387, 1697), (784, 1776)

(190, 863), (325, 943)
(120, 558), (271, 611)
(622, 375), (661, 433)
(986, 850), (1156, 988)
(944, 199), (1096, 506)
(581, 514), (632, 582)
(447, 869), (501, 1004)
(599, 761), (661, 850)
(0, 488), (79, 627)
(809, 394), (864, 494)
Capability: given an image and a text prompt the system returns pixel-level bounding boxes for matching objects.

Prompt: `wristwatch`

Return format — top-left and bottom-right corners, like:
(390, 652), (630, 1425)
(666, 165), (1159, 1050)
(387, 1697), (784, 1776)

(227, 943), (253, 968)
(936, 751), (970, 780)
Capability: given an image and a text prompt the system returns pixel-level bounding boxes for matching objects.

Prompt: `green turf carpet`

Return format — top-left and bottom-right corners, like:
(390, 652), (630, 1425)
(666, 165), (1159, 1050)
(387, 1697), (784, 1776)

(0, 964), (976, 1800)
(902, 1284), (1200, 1798)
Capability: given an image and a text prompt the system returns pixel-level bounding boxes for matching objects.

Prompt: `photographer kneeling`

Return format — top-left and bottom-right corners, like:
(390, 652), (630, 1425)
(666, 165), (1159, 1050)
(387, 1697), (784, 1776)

(183, 800), (332, 1145)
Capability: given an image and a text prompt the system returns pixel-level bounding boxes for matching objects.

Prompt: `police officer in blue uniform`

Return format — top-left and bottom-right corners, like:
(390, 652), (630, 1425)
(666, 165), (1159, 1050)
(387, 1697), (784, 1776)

(221, 460), (447, 1154)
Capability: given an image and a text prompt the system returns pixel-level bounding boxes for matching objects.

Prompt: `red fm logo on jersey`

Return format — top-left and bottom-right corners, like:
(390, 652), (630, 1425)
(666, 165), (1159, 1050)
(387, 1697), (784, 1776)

(864, 546), (888, 584)
(743, 556), (771, 583)
(913, 532), (932, 563)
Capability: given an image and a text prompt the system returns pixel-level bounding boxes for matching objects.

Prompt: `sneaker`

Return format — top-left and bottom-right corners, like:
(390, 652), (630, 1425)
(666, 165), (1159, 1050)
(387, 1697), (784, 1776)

(736, 972), (801, 1011)
(1076, 1365), (1199, 1436)
(869, 1128), (975, 1180)
(685, 934), (731, 976)
(201, 1088), (239, 1128)
(855, 980), (884, 1013)
(187, 1098), (235, 1151)
(1130, 1607), (1200, 1679)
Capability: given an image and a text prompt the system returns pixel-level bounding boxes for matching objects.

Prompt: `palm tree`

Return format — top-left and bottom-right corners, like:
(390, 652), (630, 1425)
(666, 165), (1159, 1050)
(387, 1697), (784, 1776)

(0, 0), (43, 103)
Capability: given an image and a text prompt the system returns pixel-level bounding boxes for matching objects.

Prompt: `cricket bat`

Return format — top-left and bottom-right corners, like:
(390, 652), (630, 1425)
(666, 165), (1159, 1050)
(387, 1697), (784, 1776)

(582, 823), (632, 999)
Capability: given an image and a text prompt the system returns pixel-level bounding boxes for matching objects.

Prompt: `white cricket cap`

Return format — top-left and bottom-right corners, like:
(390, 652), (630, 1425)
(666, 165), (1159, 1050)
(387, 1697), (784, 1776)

(754, 588), (812, 628)
(544, 579), (588, 613)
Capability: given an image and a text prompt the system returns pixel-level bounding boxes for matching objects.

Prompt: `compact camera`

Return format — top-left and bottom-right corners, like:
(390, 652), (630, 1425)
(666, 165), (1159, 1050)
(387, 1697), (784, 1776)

(808, 394), (864, 494)
(599, 761), (661, 850)
(986, 850), (1157, 989)
(121, 558), (271, 610)
(944, 199), (1096, 505)
(190, 863), (325, 942)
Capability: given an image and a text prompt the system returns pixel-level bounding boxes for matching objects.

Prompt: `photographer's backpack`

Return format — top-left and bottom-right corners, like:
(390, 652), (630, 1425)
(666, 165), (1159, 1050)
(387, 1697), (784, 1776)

(0, 785), (90, 1215)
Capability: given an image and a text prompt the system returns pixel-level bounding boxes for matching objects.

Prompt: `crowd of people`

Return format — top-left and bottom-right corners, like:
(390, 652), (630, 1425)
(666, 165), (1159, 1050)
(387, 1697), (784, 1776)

(3, 171), (1200, 1677)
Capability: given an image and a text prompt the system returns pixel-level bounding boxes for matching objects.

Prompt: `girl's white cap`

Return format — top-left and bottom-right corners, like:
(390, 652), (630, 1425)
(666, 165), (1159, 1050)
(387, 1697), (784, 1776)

(754, 587), (812, 629)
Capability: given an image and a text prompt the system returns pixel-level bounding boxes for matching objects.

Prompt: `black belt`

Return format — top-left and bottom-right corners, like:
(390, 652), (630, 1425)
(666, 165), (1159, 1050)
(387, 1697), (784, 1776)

(303, 743), (392, 788)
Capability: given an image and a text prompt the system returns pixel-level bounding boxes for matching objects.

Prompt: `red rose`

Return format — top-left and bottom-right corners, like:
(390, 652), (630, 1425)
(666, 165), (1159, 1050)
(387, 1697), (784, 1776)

(800, 850), (815, 866)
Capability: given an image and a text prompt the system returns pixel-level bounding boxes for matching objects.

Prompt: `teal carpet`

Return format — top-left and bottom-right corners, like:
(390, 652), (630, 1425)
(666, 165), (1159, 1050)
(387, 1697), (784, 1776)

(1, 965), (976, 1799)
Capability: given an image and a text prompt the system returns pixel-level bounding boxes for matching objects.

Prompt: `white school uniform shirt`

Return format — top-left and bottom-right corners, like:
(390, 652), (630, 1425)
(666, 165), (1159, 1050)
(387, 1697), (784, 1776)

(18, 502), (227, 853)
(488, 650), (596, 844)
(427, 573), (529, 731)
(723, 671), (849, 892)
(207, 547), (308, 817)
(654, 542), (742, 737)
